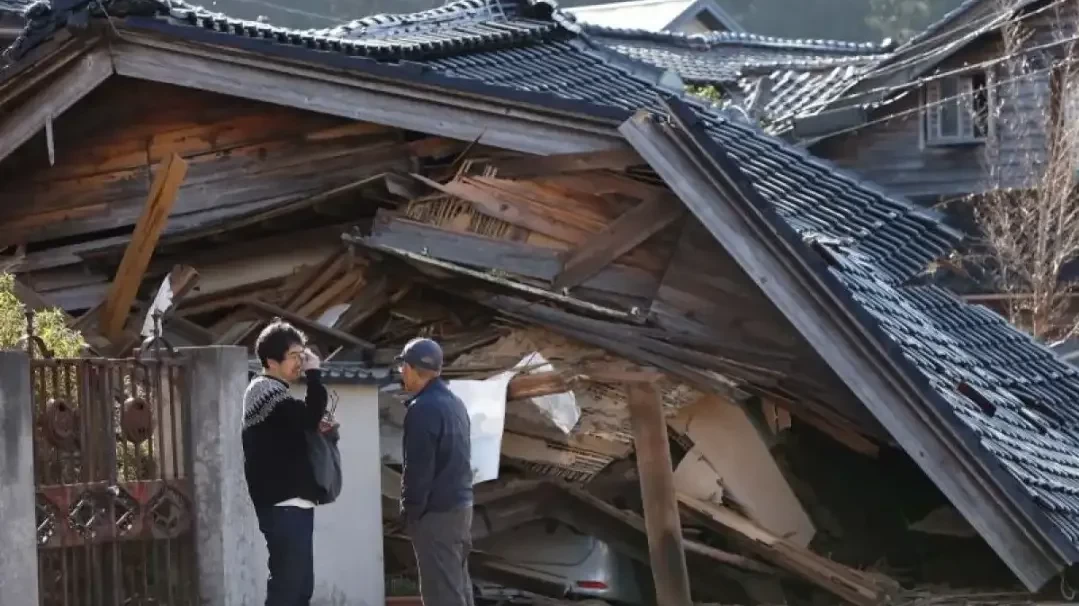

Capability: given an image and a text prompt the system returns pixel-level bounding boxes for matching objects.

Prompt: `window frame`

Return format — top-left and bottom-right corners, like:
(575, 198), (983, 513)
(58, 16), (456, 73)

(922, 72), (994, 147)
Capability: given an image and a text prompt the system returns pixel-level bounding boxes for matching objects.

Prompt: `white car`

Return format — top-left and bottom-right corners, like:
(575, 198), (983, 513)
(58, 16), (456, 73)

(474, 519), (647, 605)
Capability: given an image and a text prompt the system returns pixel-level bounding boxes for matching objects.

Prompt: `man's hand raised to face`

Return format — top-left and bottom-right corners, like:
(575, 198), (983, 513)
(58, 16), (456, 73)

(302, 348), (321, 371)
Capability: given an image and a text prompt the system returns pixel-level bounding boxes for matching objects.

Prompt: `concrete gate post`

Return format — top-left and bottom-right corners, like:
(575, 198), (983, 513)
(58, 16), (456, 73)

(183, 346), (261, 605)
(0, 350), (40, 605)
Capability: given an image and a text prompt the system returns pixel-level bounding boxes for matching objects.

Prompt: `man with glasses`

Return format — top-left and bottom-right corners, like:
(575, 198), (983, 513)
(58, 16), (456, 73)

(396, 338), (475, 606)
(243, 319), (326, 605)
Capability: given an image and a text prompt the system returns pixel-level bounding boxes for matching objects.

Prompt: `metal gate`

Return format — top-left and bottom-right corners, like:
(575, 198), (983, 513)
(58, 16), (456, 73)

(30, 329), (197, 606)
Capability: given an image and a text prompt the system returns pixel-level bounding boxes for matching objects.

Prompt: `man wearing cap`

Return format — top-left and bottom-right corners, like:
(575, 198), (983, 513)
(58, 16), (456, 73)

(396, 337), (475, 606)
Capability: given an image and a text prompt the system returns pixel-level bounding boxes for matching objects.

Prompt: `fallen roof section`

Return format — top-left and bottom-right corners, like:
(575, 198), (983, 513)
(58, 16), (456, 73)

(619, 95), (1079, 591)
(564, 0), (744, 34)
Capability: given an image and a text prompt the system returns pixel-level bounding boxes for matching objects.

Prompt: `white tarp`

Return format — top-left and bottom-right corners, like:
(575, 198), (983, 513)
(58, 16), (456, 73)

(383, 352), (581, 485)
(447, 369), (514, 485)
(512, 352), (580, 435)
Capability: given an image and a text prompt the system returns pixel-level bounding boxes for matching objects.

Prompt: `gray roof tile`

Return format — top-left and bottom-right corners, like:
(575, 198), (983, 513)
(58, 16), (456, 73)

(584, 24), (890, 84)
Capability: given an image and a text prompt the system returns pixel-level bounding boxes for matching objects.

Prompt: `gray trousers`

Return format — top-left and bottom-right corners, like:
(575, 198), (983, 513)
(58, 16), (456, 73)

(409, 507), (475, 606)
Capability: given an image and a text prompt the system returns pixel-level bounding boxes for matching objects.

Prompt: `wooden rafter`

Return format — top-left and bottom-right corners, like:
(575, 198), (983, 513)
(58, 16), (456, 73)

(553, 196), (684, 291)
(100, 153), (188, 342)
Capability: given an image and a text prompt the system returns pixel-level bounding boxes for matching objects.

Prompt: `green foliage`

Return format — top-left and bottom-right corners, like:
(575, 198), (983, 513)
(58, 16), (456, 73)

(0, 273), (86, 357)
(687, 84), (724, 104)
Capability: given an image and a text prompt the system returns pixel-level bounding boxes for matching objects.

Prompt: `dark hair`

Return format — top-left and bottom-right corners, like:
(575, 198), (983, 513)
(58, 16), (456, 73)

(255, 319), (306, 368)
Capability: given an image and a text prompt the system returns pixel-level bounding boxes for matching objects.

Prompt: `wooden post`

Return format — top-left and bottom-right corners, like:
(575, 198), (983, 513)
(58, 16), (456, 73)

(626, 380), (693, 606)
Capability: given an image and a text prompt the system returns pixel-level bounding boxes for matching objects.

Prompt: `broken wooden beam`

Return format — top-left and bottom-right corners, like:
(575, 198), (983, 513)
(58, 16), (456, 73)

(507, 371), (569, 400)
(679, 494), (900, 606)
(244, 298), (375, 351)
(627, 381), (693, 606)
(355, 210), (659, 299)
(100, 153), (188, 342)
(545, 482), (776, 576)
(553, 198), (684, 291)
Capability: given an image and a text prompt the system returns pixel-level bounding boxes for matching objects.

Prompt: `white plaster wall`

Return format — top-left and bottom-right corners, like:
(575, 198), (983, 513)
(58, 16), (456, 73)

(249, 382), (385, 606)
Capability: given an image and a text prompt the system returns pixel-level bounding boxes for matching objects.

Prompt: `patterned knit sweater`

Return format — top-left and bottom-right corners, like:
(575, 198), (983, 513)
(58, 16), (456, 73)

(241, 371), (327, 507)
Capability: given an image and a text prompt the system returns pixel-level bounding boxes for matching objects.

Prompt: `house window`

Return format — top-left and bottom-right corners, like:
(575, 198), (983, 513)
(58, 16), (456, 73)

(924, 73), (991, 145)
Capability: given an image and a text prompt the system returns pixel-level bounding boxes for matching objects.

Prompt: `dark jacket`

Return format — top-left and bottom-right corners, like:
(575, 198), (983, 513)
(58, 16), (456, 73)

(401, 378), (473, 522)
(242, 370), (328, 508)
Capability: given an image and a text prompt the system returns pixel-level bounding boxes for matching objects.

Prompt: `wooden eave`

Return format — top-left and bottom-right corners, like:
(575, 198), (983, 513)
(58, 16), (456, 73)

(0, 23), (629, 168)
(619, 96), (1079, 592)
(108, 20), (628, 155)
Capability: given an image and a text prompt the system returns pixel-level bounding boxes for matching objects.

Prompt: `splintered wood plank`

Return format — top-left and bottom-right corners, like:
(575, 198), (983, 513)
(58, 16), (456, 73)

(410, 174), (589, 245)
(286, 254), (348, 311)
(244, 298), (375, 351)
(100, 153), (188, 342)
(679, 494), (899, 606)
(554, 197), (684, 291)
(668, 395), (816, 548)
(627, 382), (693, 606)
(295, 271), (364, 319)
(488, 148), (645, 178)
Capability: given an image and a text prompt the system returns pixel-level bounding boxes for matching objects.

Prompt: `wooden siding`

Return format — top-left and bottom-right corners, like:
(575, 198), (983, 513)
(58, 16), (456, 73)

(0, 77), (416, 247)
(812, 37), (1053, 201)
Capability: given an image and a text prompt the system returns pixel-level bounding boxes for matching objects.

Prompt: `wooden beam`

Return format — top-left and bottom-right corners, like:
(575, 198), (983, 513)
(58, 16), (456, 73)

(361, 211), (659, 299)
(679, 494), (898, 606)
(0, 47), (113, 165)
(627, 382), (692, 606)
(487, 148), (645, 178)
(244, 298), (375, 351)
(554, 197), (683, 291)
(100, 154), (188, 342)
(109, 38), (624, 156)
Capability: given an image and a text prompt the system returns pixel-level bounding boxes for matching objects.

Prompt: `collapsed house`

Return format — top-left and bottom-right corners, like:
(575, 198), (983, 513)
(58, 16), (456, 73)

(4, 0), (1079, 604)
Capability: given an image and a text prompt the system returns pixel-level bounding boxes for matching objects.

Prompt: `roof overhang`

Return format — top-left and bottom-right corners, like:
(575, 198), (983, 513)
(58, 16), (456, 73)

(0, 23), (632, 167)
(618, 96), (1079, 591)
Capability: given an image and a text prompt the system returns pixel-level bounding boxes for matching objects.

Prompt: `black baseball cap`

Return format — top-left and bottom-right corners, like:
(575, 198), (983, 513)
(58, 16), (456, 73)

(394, 338), (444, 372)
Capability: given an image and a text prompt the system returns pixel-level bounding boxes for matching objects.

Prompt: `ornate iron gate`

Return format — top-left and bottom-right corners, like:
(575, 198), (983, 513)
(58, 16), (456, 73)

(30, 330), (197, 606)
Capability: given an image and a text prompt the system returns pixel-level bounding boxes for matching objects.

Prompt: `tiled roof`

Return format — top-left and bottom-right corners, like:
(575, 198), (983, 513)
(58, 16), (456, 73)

(0, 0), (32, 14)
(736, 59), (879, 131)
(9, 0), (1079, 561)
(839, 264), (1079, 543)
(809, 0), (1037, 120)
(582, 24), (890, 84)
(564, 0), (742, 34)
(247, 360), (391, 385)
(669, 97), (1079, 564)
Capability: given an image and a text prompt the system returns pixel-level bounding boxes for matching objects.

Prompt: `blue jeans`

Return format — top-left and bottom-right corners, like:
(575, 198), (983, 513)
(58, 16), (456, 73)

(256, 506), (315, 606)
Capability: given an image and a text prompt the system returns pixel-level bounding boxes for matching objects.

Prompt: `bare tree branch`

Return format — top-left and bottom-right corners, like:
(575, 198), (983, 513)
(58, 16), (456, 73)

(961, 0), (1079, 342)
